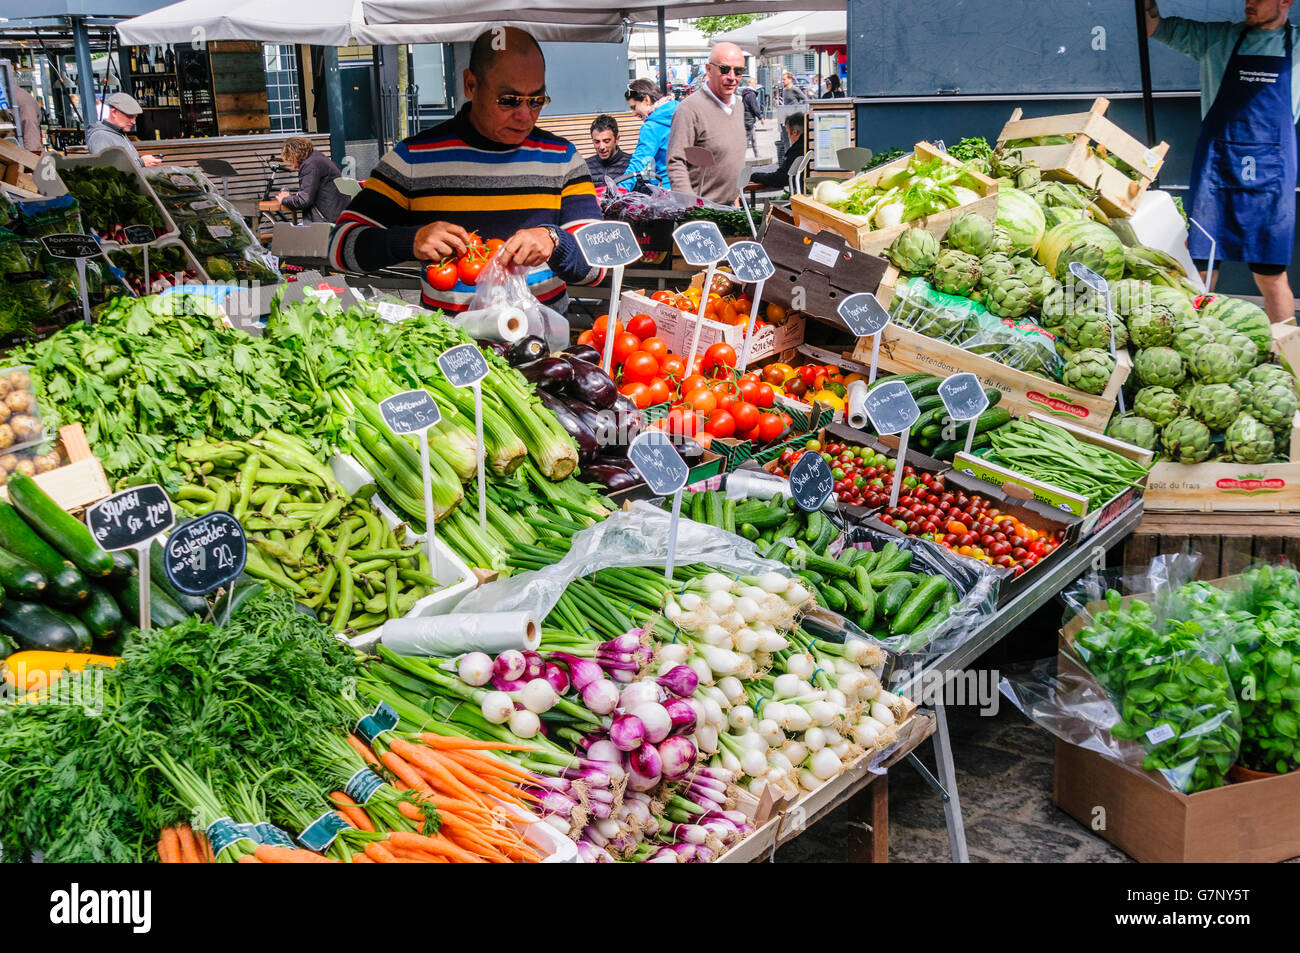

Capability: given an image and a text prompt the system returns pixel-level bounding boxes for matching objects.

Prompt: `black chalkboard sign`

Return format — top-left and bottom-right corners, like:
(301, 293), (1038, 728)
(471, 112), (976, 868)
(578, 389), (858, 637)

(41, 233), (100, 260)
(628, 431), (690, 496)
(863, 379), (921, 436)
(86, 484), (175, 552)
(938, 373), (989, 422)
(379, 389), (442, 435)
(575, 221), (642, 268)
(123, 224), (156, 245)
(437, 344), (490, 388)
(837, 292), (892, 337)
(163, 512), (247, 596)
(789, 450), (834, 512)
(673, 221), (728, 267)
(726, 241), (775, 284)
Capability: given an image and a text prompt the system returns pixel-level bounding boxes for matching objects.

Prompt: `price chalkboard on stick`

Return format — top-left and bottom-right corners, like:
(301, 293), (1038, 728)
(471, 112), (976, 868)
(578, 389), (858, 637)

(86, 485), (175, 631)
(937, 372), (990, 454)
(41, 233), (99, 325)
(674, 221), (729, 371)
(628, 431), (691, 579)
(862, 379), (922, 509)
(380, 388), (444, 563)
(726, 241), (775, 372)
(438, 344), (492, 531)
(123, 225), (156, 291)
(837, 292), (892, 384)
(164, 512), (248, 627)
(576, 222), (642, 374)
(790, 449), (834, 512)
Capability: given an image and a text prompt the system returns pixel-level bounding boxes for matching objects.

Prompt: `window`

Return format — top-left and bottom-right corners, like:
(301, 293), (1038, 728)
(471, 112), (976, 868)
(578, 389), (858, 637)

(263, 44), (301, 132)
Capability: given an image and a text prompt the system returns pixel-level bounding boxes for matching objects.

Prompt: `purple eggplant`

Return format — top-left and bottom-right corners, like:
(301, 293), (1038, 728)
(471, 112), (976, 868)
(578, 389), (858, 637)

(518, 357), (574, 391)
(562, 343), (602, 365)
(506, 335), (549, 366)
(477, 339), (510, 356)
(563, 357), (617, 409)
(580, 465), (639, 491)
(562, 397), (617, 449)
(538, 391), (599, 458)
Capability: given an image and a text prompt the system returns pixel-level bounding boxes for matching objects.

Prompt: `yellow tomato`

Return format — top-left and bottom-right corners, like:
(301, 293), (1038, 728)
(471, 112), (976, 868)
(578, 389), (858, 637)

(813, 389), (845, 411)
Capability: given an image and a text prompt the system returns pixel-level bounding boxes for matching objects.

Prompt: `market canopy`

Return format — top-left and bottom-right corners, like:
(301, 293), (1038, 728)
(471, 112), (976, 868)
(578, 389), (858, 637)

(714, 10), (845, 57)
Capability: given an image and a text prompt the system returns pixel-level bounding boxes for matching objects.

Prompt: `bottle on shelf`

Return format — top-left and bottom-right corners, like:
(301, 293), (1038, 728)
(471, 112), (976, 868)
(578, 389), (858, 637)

(130, 47), (138, 73)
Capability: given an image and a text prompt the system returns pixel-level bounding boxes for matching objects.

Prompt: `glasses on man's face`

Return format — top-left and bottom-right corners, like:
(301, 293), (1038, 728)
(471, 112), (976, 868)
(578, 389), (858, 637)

(496, 94), (551, 111)
(709, 63), (745, 77)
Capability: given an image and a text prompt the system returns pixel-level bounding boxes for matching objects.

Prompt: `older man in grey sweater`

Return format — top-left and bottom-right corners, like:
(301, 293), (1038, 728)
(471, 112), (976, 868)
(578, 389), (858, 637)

(665, 42), (747, 205)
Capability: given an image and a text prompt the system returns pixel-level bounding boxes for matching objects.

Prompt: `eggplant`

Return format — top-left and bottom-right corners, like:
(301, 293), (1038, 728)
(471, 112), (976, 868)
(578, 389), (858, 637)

(580, 464), (640, 492)
(518, 357), (574, 391)
(562, 397), (616, 449)
(564, 357), (617, 409)
(562, 343), (602, 365)
(538, 391), (599, 458)
(507, 335), (549, 366)
(477, 339), (510, 356)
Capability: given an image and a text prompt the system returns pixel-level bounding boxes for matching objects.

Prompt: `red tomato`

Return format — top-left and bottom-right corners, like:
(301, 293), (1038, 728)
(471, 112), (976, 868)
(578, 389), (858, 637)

(738, 372), (761, 385)
(754, 383), (775, 409)
(731, 401), (760, 433)
(680, 374), (708, 396)
(465, 232), (485, 249)
(592, 315), (624, 346)
(718, 394), (739, 414)
(458, 255), (486, 285)
(640, 337), (669, 363)
(622, 351), (660, 385)
(684, 387), (718, 416)
(705, 410), (736, 438)
(577, 329), (596, 347)
(733, 294), (753, 314)
(485, 237), (506, 253)
(659, 355), (686, 380)
(626, 313), (657, 340)
(705, 297), (726, 321)
(612, 332), (641, 365)
(426, 260), (458, 292)
(737, 379), (760, 405)
(647, 378), (672, 405)
(757, 413), (785, 443)
(737, 425), (761, 442)
(702, 342), (738, 376)
(619, 382), (652, 409)
(667, 407), (699, 437)
(651, 290), (675, 304)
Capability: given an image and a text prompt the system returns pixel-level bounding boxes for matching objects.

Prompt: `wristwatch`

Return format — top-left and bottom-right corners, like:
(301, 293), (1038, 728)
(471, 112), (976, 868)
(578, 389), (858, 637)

(543, 226), (561, 256)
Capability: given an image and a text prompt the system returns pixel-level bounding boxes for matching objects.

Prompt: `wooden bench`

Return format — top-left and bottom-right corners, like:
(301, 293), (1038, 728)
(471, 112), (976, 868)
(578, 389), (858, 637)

(536, 111), (644, 158)
(142, 133), (329, 211)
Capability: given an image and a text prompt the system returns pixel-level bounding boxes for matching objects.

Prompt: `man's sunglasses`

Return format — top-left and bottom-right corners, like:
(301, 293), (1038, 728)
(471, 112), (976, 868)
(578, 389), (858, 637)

(708, 63), (745, 76)
(496, 94), (551, 111)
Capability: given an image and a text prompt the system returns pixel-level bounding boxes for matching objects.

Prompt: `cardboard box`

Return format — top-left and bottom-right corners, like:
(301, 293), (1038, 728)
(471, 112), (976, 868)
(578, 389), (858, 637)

(760, 207), (899, 321)
(0, 424), (110, 515)
(852, 322), (1130, 433)
(789, 141), (999, 257)
(621, 287), (806, 368)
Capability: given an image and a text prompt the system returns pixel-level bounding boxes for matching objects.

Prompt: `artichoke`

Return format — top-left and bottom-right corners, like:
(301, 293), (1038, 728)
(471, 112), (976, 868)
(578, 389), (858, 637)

(1134, 346), (1186, 389)
(1062, 348), (1116, 395)
(946, 212), (996, 257)
(1171, 320), (1220, 358)
(1225, 413), (1276, 464)
(1062, 309), (1114, 351)
(1191, 342), (1241, 384)
(978, 253), (1017, 289)
(1134, 386), (1183, 427)
(1126, 303), (1176, 349)
(1054, 238), (1113, 282)
(1106, 413), (1158, 451)
(1250, 379), (1300, 430)
(886, 228), (941, 275)
(1111, 278), (1153, 320)
(1161, 417), (1213, 464)
(1039, 283), (1070, 328)
(985, 275), (1033, 318)
(1188, 383), (1243, 431)
(1247, 363), (1298, 396)
(1231, 378), (1258, 402)
(991, 225), (1014, 255)
(931, 249), (983, 297)
(1224, 331), (1261, 375)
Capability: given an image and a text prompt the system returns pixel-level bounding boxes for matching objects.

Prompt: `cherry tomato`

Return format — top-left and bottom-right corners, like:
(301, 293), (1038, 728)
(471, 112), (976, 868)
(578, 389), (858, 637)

(756, 413), (785, 443)
(619, 382), (651, 409)
(426, 260), (459, 292)
(612, 332), (641, 365)
(622, 351), (660, 385)
(626, 313), (658, 340)
(659, 355), (686, 380)
(646, 377), (672, 405)
(592, 315), (625, 346)
(702, 342), (738, 377)
(705, 410), (736, 438)
(458, 255), (486, 285)
(684, 387), (718, 416)
(640, 337), (669, 364)
(754, 383), (775, 409)
(577, 329), (596, 347)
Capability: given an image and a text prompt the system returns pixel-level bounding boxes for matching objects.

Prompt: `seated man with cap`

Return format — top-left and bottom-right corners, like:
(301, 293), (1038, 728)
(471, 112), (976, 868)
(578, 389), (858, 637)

(84, 93), (162, 167)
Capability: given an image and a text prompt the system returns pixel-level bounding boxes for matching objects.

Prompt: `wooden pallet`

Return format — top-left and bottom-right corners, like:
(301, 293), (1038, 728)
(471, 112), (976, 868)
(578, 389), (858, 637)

(1113, 512), (1300, 578)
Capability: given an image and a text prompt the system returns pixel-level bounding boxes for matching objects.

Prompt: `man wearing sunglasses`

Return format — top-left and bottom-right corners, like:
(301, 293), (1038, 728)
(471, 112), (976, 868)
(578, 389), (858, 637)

(665, 42), (749, 205)
(330, 26), (604, 313)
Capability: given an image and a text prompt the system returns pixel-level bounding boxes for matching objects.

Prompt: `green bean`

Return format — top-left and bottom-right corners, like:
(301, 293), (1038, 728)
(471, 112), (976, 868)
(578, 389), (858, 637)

(232, 452), (261, 519)
(385, 566), (400, 619)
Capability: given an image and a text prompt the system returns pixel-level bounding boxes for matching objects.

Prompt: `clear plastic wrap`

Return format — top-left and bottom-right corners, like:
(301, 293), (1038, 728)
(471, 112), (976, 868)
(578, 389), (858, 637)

(467, 254), (569, 350)
(964, 313), (1062, 380)
(599, 181), (701, 223)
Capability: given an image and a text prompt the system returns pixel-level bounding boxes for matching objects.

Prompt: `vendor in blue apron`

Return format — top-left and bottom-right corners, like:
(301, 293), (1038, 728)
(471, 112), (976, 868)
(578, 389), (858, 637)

(1148, 0), (1300, 323)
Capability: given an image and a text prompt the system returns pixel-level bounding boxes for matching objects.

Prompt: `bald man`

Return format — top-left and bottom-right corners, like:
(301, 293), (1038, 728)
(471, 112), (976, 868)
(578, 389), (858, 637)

(665, 41), (749, 204)
(330, 26), (604, 312)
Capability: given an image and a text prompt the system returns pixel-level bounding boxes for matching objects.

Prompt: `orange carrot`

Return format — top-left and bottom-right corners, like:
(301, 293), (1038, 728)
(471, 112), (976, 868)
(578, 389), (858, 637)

(254, 845), (337, 863)
(329, 792), (376, 832)
(198, 831), (214, 863)
(177, 824), (202, 864)
(436, 751), (534, 804)
(347, 734), (382, 766)
(381, 749), (436, 795)
(445, 748), (536, 783)
(364, 841), (400, 863)
(237, 854), (263, 863)
(419, 734), (536, 752)
(350, 853), (374, 863)
(158, 827), (181, 864)
(388, 831), (487, 864)
(395, 742), (486, 804)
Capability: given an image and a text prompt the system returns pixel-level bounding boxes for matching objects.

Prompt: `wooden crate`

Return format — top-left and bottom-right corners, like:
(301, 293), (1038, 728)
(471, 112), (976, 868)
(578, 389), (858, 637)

(0, 424), (110, 514)
(789, 141), (999, 256)
(996, 97), (1169, 218)
(1114, 513), (1300, 583)
(850, 321), (1130, 432)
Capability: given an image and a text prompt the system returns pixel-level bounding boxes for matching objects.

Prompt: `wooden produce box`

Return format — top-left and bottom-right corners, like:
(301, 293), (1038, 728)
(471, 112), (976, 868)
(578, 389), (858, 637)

(789, 141), (999, 257)
(850, 322), (1130, 433)
(0, 138), (38, 193)
(996, 97), (1168, 219)
(760, 206), (899, 318)
(0, 424), (110, 514)
(1114, 512), (1300, 581)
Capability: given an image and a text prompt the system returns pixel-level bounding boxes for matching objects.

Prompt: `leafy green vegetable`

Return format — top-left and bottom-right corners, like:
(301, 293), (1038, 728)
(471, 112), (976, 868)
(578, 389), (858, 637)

(948, 136), (994, 163)
(59, 166), (164, 235)
(866, 147), (907, 169)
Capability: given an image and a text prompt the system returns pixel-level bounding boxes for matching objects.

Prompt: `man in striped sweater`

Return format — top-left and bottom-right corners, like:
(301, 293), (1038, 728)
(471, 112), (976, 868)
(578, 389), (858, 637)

(329, 27), (604, 312)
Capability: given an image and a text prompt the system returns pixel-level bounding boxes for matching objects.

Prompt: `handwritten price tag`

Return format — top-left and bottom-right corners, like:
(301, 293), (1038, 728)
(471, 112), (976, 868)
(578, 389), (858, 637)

(673, 221), (728, 267)
(575, 221), (642, 268)
(863, 379), (921, 436)
(86, 485), (175, 552)
(437, 343), (490, 388)
(41, 233), (99, 260)
(379, 389), (442, 435)
(790, 450), (834, 512)
(837, 292), (892, 336)
(725, 240), (775, 284)
(938, 373), (989, 422)
(628, 431), (690, 496)
(163, 512), (247, 597)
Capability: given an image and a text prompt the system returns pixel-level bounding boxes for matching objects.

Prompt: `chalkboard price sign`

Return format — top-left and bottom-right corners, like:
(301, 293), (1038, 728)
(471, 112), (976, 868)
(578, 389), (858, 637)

(938, 372), (989, 422)
(379, 389), (442, 435)
(41, 233), (100, 260)
(163, 511), (248, 596)
(437, 343), (490, 388)
(628, 431), (690, 496)
(726, 241), (775, 284)
(673, 221), (728, 267)
(574, 221), (642, 268)
(123, 225), (157, 246)
(86, 484), (175, 552)
(789, 449), (835, 512)
(863, 379), (921, 436)
(836, 292), (892, 337)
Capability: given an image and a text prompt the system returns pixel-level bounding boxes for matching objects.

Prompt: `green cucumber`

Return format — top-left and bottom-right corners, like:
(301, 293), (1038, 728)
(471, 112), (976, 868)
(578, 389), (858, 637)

(875, 548), (914, 574)
(793, 549), (854, 579)
(795, 569), (826, 588)
(984, 388), (1003, 407)
(773, 516), (801, 541)
(870, 570), (918, 588)
(833, 578), (868, 615)
(906, 377), (942, 399)
(740, 505), (786, 529)
(6, 473), (114, 578)
(79, 585), (125, 642)
(0, 503), (89, 607)
(818, 584), (846, 612)
(722, 498), (737, 535)
(930, 432), (992, 460)
(764, 542), (791, 563)
(920, 422), (945, 441)
(116, 574), (191, 629)
(706, 491), (724, 529)
(913, 393), (946, 415)
(149, 540), (212, 615)
(739, 522), (761, 542)
(971, 407), (1013, 435)
(691, 491), (707, 524)
(811, 517), (836, 554)
(212, 580), (265, 622)
(0, 600), (92, 652)
(891, 576), (952, 635)
(804, 509), (825, 543)
(0, 546), (47, 601)
(910, 408), (942, 436)
(855, 567), (877, 630)
(880, 578), (915, 617)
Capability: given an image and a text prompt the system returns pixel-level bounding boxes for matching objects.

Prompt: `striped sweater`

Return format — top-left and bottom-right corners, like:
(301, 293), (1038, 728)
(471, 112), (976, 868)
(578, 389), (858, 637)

(329, 106), (604, 311)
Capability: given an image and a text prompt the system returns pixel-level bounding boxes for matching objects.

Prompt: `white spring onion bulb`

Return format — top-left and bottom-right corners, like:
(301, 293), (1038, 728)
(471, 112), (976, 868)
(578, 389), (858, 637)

(658, 644), (690, 666)
(688, 656), (714, 686)
(702, 684), (729, 709)
(834, 658), (860, 675)
(826, 688), (849, 710)
(740, 748), (768, 777)
(767, 751), (795, 775)
(680, 592), (703, 612)
(701, 645), (751, 677)
(783, 705), (813, 733)
(821, 727), (843, 747)
(761, 701), (786, 725)
(706, 590), (734, 615)
(845, 638), (880, 666)
(699, 694), (726, 729)
(717, 676), (746, 705)
(807, 700), (837, 727)
(702, 572), (735, 593)
(664, 597), (683, 622)
(860, 671), (883, 700)
(810, 747), (841, 781)
(773, 673), (804, 699)
(457, 652), (493, 687)
(747, 776), (768, 797)
(480, 691), (513, 724)
(758, 572), (789, 593)
(799, 769), (822, 791)
(508, 708), (541, 738)
(739, 730), (767, 751)
(784, 583), (810, 605)
(830, 741), (852, 760)
(757, 630), (790, 653)
(757, 718), (784, 746)
(727, 704), (755, 731)
(870, 700), (896, 727)
(633, 702), (672, 744)
(620, 680), (661, 710)
(784, 653), (815, 680)
(837, 671), (869, 697)
(781, 740), (807, 766)
(733, 629), (760, 655)
(520, 679), (558, 714)
(720, 748), (741, 774)
(851, 718), (882, 748)
(720, 611), (746, 632)
(696, 724), (719, 754)
(734, 596), (760, 623)
(702, 624), (730, 646)
(803, 727), (826, 753)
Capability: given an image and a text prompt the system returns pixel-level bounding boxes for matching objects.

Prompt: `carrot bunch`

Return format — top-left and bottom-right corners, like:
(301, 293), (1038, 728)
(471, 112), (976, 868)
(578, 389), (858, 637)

(156, 824), (213, 863)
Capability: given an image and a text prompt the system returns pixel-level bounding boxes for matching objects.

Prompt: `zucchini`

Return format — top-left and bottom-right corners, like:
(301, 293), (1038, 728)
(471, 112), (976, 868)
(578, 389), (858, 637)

(891, 576), (952, 635)
(0, 503), (89, 607)
(116, 574), (191, 629)
(0, 546), (47, 601)
(0, 600), (92, 652)
(150, 540), (211, 615)
(6, 473), (114, 578)
(109, 549), (136, 581)
(78, 585), (125, 642)
(879, 577), (916, 617)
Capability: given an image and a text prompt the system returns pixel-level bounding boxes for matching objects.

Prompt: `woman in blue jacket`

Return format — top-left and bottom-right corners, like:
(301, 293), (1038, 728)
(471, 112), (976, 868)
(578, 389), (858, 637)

(622, 78), (680, 187)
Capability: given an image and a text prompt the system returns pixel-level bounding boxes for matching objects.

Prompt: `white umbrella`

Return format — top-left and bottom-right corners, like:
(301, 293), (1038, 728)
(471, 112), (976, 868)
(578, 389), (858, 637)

(751, 11), (845, 55)
(361, 0), (842, 31)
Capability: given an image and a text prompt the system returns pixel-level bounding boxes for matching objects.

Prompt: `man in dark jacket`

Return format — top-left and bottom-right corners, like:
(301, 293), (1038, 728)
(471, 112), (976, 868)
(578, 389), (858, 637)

(748, 114), (808, 190)
(84, 93), (162, 167)
(741, 78), (762, 156)
(585, 114), (631, 185)
(275, 136), (347, 223)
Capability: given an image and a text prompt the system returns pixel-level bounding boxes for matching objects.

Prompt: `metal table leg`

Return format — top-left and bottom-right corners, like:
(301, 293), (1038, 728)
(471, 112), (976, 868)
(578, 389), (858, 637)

(931, 701), (968, 863)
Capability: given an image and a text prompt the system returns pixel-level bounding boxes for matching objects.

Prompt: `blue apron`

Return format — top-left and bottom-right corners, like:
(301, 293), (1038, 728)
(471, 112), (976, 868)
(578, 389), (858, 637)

(1187, 26), (1297, 265)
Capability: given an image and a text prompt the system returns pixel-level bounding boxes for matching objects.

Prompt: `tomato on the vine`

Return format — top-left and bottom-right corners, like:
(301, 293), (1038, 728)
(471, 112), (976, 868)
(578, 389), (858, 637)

(622, 351), (660, 385)
(640, 337), (668, 363)
(757, 413), (785, 443)
(730, 401), (759, 433)
(627, 313), (657, 340)
(754, 383), (776, 409)
(485, 237), (506, 254)
(702, 342), (738, 377)
(619, 382), (652, 409)
(705, 410), (736, 438)
(611, 332), (641, 365)
(426, 260), (458, 292)
(680, 374), (707, 396)
(592, 315), (624, 346)
(458, 255), (487, 285)
(646, 378), (672, 405)
(659, 355), (686, 380)
(651, 290), (675, 305)
(736, 378), (760, 405)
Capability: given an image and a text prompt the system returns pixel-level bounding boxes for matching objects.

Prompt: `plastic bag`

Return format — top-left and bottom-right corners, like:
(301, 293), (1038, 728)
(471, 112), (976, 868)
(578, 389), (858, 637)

(600, 181), (702, 223)
(964, 312), (1062, 380)
(11, 193), (84, 239)
(466, 254), (569, 351)
(0, 230), (41, 278)
(146, 166), (212, 198)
